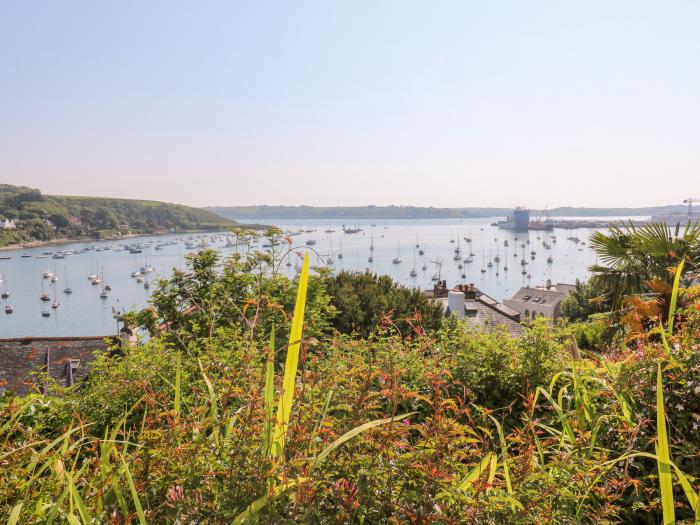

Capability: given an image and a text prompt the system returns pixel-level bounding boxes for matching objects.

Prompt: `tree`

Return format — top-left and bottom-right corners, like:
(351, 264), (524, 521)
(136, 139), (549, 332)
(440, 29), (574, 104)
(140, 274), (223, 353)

(325, 271), (443, 337)
(589, 221), (700, 312)
(560, 279), (610, 322)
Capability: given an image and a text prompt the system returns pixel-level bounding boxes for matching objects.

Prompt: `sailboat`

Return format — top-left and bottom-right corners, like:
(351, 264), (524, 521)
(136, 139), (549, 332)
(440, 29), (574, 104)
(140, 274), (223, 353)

(40, 277), (50, 302)
(409, 249), (417, 277)
(326, 238), (335, 266)
(487, 247), (493, 268)
(392, 242), (401, 264)
(415, 234), (420, 249)
(504, 248), (509, 271)
(431, 260), (442, 281)
(480, 250), (486, 273)
(1, 278), (9, 299)
(453, 238), (461, 260)
(51, 284), (59, 309)
(338, 238), (343, 259)
(547, 246), (553, 264)
(60, 267), (72, 294)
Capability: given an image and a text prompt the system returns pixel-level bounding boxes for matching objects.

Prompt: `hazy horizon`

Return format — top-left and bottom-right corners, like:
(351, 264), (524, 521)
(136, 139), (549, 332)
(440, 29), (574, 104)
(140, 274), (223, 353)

(2, 1), (699, 208)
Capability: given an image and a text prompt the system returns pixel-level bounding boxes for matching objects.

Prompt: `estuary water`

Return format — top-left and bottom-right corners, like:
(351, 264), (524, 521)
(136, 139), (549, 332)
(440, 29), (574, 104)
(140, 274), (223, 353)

(0, 217), (637, 338)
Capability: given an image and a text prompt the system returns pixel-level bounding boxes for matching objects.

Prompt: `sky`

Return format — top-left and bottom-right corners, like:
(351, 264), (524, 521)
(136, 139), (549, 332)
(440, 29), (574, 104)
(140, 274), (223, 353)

(1, 1), (699, 209)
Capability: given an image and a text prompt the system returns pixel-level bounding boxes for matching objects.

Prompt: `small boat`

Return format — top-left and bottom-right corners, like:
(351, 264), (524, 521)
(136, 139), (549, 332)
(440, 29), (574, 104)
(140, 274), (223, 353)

(368, 256), (374, 263)
(136, 276), (145, 283)
(131, 271), (141, 278)
(91, 277), (102, 285)
(51, 300), (59, 309)
(64, 287), (73, 294)
(21, 254), (31, 258)
(43, 271), (54, 279)
(100, 290), (108, 299)
(88, 273), (98, 280)
(305, 239), (316, 246)
(4, 305), (12, 314)
(41, 294), (50, 301)
(104, 285), (112, 291)
(41, 311), (50, 318)
(409, 269), (417, 277)
(392, 242), (401, 264)
(144, 280), (150, 289)
(422, 264), (427, 271)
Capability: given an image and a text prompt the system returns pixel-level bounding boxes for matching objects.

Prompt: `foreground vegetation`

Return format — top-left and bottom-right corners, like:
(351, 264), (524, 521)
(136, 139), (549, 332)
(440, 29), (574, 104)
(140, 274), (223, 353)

(0, 184), (236, 246)
(2, 225), (700, 523)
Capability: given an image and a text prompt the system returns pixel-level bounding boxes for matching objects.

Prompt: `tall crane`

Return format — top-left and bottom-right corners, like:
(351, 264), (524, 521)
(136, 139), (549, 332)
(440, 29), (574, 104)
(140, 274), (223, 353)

(683, 198), (699, 218)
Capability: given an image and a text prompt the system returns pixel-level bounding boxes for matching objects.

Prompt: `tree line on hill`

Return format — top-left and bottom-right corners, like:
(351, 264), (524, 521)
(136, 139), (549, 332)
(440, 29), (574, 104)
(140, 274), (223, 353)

(0, 184), (238, 246)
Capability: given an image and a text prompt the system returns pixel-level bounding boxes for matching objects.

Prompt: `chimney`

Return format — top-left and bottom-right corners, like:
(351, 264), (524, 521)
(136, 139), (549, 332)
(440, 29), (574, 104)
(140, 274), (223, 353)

(447, 290), (465, 319)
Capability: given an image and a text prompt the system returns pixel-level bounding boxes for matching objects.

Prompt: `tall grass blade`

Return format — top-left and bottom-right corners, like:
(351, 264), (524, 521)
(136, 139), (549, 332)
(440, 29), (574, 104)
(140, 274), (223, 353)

(668, 259), (684, 336)
(121, 456), (148, 525)
(457, 453), (495, 490)
(198, 357), (219, 444)
(232, 478), (306, 525)
(656, 364), (675, 525)
(262, 326), (275, 458)
(174, 353), (181, 417)
(271, 252), (310, 458)
(311, 412), (416, 471)
(7, 503), (23, 525)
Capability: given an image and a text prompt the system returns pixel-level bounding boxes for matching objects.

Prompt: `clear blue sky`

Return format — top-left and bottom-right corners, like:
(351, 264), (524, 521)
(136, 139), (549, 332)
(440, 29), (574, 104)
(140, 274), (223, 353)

(1, 1), (699, 208)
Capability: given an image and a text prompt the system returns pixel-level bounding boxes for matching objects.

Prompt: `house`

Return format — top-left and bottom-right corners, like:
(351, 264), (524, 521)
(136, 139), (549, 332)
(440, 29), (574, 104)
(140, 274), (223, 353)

(428, 281), (524, 336)
(502, 282), (574, 321)
(0, 336), (115, 394)
(2, 219), (17, 230)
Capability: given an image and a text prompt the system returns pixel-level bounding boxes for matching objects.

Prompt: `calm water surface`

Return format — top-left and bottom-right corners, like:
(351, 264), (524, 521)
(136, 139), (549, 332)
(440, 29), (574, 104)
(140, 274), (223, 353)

(0, 217), (631, 338)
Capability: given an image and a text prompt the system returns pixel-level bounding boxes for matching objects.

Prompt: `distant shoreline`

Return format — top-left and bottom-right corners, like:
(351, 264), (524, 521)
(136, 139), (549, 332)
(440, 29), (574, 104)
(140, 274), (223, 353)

(0, 229), (231, 252)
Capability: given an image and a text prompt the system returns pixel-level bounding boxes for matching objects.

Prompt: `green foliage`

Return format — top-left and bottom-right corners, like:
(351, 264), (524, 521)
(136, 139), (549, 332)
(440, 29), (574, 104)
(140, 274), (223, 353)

(325, 271), (444, 337)
(0, 183), (239, 246)
(560, 278), (611, 322)
(589, 221), (699, 311)
(4, 237), (700, 523)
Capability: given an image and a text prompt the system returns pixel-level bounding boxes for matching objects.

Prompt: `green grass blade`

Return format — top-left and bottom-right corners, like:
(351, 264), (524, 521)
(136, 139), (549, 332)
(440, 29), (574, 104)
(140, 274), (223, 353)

(271, 253), (310, 458)
(656, 364), (675, 525)
(668, 259), (684, 336)
(7, 503), (23, 525)
(262, 326), (276, 458)
(198, 357), (219, 444)
(457, 453), (495, 490)
(174, 353), (181, 417)
(489, 415), (513, 496)
(121, 456), (148, 525)
(232, 478), (306, 525)
(311, 412), (416, 471)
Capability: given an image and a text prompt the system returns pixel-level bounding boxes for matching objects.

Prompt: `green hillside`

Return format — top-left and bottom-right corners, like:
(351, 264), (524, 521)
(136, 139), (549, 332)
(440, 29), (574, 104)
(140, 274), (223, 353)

(0, 184), (237, 247)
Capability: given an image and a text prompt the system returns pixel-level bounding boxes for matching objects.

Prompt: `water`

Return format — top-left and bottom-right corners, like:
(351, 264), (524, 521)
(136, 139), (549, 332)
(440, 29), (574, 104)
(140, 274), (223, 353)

(0, 217), (621, 338)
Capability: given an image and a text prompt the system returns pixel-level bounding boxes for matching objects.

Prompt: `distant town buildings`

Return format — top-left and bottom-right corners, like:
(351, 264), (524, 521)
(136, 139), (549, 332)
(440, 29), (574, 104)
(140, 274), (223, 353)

(503, 282), (575, 321)
(428, 280), (575, 334)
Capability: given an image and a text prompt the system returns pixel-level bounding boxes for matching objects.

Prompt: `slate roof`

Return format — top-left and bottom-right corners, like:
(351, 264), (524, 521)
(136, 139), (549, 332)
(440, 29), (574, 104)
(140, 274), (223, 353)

(0, 336), (114, 394)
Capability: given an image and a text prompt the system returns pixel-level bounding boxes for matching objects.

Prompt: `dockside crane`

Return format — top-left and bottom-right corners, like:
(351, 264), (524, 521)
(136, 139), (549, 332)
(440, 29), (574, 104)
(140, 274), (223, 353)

(683, 198), (699, 217)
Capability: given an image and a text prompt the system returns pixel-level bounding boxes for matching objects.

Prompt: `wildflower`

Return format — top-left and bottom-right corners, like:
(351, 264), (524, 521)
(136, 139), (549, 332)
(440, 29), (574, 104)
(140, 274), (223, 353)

(166, 485), (185, 507)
